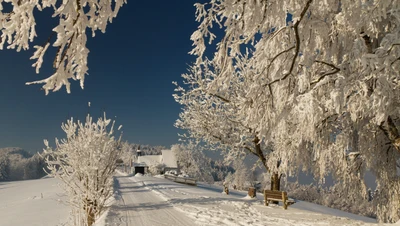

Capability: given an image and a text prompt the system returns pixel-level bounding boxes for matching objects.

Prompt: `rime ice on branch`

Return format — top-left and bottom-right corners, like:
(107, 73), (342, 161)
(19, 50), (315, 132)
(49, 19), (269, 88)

(0, 0), (126, 94)
(43, 114), (122, 225)
(176, 0), (400, 222)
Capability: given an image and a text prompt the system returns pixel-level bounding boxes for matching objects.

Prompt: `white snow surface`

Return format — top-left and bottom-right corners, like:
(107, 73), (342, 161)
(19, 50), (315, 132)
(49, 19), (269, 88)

(0, 173), (390, 226)
(105, 173), (380, 226)
(0, 177), (69, 226)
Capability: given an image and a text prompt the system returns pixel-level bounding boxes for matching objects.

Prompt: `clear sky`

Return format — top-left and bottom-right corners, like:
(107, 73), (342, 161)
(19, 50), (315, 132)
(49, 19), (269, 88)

(0, 1), (200, 152)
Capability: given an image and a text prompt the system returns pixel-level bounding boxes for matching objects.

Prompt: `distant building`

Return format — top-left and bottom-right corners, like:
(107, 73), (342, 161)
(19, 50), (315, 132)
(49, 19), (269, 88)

(132, 149), (178, 175)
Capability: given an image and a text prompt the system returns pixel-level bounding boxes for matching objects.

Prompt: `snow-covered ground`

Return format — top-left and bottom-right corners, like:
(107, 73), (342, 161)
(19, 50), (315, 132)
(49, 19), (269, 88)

(0, 173), (392, 226)
(0, 177), (69, 226)
(105, 173), (379, 226)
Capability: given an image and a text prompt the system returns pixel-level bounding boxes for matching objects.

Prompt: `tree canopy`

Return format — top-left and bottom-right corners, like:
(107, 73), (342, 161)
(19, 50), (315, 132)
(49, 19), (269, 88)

(175, 0), (400, 222)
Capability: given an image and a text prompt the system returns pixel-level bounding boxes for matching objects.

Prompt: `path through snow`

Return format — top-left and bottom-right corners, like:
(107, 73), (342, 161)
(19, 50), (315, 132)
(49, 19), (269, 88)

(105, 175), (194, 226)
(106, 174), (378, 226)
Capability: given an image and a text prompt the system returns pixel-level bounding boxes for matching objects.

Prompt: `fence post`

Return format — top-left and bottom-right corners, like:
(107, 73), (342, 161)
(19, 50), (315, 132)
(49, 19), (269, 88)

(248, 187), (256, 198)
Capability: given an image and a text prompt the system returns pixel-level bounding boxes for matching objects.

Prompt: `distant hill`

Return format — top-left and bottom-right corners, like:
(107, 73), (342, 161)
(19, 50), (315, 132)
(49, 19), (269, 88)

(0, 147), (33, 158)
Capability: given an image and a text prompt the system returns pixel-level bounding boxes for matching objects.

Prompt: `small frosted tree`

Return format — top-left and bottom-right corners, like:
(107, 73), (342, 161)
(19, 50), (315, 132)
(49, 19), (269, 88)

(225, 160), (250, 191)
(43, 114), (122, 226)
(172, 142), (214, 183)
(119, 141), (135, 171)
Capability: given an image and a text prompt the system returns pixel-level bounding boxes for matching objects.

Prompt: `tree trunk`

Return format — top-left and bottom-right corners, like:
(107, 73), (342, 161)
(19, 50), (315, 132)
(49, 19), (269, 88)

(270, 173), (281, 204)
(87, 210), (95, 226)
(85, 198), (96, 226)
(270, 173), (281, 191)
(253, 136), (269, 172)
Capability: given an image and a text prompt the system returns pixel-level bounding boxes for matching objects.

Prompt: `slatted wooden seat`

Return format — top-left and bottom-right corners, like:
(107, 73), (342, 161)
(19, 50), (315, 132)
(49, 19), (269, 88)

(264, 190), (295, 210)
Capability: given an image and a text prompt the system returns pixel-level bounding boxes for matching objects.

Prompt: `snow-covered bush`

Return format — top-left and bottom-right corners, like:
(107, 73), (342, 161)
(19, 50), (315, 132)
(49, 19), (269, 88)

(285, 182), (375, 218)
(224, 160), (255, 190)
(165, 170), (178, 176)
(43, 114), (122, 226)
(178, 173), (190, 178)
(148, 163), (166, 176)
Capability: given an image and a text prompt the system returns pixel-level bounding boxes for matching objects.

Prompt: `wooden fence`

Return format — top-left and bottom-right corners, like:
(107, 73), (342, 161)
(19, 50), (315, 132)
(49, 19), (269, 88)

(164, 174), (197, 186)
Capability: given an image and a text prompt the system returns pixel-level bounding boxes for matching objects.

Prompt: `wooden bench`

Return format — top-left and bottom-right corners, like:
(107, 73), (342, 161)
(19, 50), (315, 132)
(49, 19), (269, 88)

(264, 190), (295, 210)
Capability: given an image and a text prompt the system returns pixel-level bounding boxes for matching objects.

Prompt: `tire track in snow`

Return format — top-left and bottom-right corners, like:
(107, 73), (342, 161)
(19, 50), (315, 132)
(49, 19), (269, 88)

(107, 175), (372, 226)
(105, 175), (195, 226)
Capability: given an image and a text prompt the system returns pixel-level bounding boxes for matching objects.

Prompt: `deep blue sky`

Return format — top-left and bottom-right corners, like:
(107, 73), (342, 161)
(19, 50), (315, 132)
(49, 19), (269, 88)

(0, 1), (200, 152)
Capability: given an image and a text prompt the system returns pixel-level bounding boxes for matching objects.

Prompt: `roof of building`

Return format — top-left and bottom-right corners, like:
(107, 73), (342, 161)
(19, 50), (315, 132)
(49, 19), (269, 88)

(132, 149), (178, 168)
(161, 149), (178, 168)
(135, 155), (162, 166)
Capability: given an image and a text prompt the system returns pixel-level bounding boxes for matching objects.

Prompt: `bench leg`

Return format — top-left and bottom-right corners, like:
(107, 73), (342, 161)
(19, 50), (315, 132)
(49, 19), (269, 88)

(282, 192), (288, 210)
(264, 191), (268, 206)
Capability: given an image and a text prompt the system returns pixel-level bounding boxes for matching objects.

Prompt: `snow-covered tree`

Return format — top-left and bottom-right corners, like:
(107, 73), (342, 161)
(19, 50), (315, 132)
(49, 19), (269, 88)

(224, 160), (251, 191)
(174, 59), (282, 190)
(0, 154), (10, 180)
(43, 114), (122, 226)
(172, 142), (214, 183)
(1, 0), (126, 94)
(0, 148), (46, 181)
(119, 141), (135, 165)
(23, 154), (46, 180)
(210, 159), (234, 181)
(181, 0), (400, 222)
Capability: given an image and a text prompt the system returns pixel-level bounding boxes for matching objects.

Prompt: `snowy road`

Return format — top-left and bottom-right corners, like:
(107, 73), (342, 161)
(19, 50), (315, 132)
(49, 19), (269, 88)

(105, 174), (378, 226)
(105, 175), (194, 226)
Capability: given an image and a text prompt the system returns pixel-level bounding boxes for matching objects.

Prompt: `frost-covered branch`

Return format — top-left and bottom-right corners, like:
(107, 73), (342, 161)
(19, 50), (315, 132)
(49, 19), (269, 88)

(183, 0), (400, 222)
(268, 0), (313, 86)
(1, 0), (126, 94)
(310, 60), (341, 85)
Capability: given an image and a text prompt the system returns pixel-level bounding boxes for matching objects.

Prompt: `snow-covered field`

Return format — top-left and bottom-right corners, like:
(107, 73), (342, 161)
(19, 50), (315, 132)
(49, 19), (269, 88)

(0, 177), (69, 226)
(1, 173), (393, 226)
(105, 173), (379, 226)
